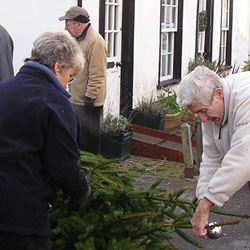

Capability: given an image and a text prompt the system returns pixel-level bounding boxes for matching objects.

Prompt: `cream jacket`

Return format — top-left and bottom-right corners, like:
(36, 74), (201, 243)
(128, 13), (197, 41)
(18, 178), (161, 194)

(69, 26), (107, 107)
(196, 72), (250, 207)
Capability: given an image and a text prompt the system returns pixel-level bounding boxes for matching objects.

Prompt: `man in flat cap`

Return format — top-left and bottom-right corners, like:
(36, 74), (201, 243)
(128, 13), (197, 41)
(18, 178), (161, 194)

(59, 6), (107, 154)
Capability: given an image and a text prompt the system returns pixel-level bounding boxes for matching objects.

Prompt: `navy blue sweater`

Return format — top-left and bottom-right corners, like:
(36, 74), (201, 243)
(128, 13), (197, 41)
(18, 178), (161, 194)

(0, 62), (89, 237)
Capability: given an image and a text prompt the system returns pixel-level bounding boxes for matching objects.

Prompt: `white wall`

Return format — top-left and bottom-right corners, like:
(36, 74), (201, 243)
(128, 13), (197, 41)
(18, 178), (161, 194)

(84, 0), (100, 31)
(0, 0), (78, 74)
(181, 0), (198, 77)
(212, 0), (221, 62)
(133, 0), (161, 107)
(231, 0), (249, 68)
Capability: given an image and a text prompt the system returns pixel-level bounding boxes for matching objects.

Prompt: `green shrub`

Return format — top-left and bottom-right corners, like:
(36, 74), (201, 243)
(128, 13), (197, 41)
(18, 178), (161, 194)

(188, 55), (215, 73)
(242, 60), (250, 71)
(199, 10), (208, 32)
(157, 87), (184, 114)
(135, 95), (168, 117)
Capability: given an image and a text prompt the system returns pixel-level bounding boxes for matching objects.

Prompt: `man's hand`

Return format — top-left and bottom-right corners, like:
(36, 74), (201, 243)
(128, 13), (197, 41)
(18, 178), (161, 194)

(191, 197), (214, 239)
(84, 96), (94, 108)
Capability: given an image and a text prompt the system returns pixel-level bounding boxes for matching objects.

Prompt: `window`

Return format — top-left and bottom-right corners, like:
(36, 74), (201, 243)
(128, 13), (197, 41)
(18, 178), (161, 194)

(220, 0), (230, 64)
(105, 0), (120, 58)
(160, 0), (178, 82)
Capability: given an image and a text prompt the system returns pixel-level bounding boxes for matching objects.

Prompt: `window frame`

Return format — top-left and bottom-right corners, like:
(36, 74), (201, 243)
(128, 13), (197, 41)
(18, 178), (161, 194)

(219, 0), (233, 65)
(158, 0), (183, 87)
(197, 0), (207, 55)
(160, 0), (178, 82)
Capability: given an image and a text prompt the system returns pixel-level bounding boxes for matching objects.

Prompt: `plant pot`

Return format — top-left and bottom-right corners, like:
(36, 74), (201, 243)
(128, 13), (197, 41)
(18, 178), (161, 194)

(100, 130), (132, 159)
(132, 112), (165, 131)
(164, 112), (183, 132)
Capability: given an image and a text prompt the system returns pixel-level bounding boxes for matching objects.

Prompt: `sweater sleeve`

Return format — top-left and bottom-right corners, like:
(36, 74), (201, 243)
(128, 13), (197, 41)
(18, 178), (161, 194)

(42, 98), (90, 201)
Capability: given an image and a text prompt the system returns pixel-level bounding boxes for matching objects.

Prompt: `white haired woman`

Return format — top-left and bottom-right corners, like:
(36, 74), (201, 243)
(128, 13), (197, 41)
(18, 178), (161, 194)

(0, 32), (90, 250)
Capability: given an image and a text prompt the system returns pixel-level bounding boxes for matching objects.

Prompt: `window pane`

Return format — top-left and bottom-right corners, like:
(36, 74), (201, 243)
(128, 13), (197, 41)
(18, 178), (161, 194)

(167, 54), (172, 75)
(162, 33), (167, 53)
(167, 0), (171, 4)
(114, 6), (118, 29)
(166, 6), (171, 25)
(108, 33), (112, 57)
(162, 55), (166, 77)
(168, 33), (172, 52)
(161, 5), (165, 23)
(105, 5), (109, 30)
(113, 33), (117, 56)
(108, 5), (113, 30)
(172, 7), (176, 27)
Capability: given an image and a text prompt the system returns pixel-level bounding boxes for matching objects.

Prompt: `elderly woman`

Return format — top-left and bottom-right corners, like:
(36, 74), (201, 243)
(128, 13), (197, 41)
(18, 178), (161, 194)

(0, 32), (90, 250)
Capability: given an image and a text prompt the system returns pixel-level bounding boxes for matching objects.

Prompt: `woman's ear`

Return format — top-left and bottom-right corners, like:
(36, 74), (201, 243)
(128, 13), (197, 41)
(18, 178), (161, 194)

(53, 62), (60, 76)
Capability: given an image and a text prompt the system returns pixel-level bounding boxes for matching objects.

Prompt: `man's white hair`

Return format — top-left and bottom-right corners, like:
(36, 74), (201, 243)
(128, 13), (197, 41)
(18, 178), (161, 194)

(176, 66), (222, 108)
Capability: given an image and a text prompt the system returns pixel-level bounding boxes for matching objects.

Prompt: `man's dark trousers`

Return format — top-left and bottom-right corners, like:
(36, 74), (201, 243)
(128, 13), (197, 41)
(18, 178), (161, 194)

(72, 103), (102, 154)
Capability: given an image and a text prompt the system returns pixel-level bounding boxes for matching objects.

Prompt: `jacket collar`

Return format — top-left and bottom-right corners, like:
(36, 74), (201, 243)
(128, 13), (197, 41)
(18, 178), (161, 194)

(23, 61), (71, 98)
(77, 23), (91, 40)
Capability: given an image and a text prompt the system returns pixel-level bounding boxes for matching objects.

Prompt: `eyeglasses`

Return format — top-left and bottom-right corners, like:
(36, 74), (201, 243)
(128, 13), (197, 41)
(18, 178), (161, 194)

(68, 78), (76, 84)
(65, 21), (75, 28)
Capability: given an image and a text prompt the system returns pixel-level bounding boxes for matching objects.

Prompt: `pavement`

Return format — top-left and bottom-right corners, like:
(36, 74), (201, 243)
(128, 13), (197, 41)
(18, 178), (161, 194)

(124, 155), (250, 250)
(171, 183), (250, 250)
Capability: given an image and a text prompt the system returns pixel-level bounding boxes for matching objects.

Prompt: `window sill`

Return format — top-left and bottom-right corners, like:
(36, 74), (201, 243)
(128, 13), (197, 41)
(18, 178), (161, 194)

(157, 78), (181, 89)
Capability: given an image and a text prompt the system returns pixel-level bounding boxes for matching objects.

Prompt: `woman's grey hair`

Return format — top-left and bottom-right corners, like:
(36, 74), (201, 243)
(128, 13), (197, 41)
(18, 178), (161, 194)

(176, 66), (223, 108)
(25, 32), (83, 74)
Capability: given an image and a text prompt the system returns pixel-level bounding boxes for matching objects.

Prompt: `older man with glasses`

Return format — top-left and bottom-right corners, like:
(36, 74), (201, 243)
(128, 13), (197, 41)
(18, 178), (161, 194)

(59, 6), (107, 155)
(176, 66), (250, 239)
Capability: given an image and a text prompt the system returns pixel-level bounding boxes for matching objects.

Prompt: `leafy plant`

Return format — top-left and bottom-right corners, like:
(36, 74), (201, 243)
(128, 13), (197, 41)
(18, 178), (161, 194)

(188, 55), (240, 77)
(135, 95), (168, 117)
(242, 59), (250, 71)
(101, 113), (129, 135)
(199, 10), (208, 32)
(188, 54), (215, 73)
(157, 88), (184, 114)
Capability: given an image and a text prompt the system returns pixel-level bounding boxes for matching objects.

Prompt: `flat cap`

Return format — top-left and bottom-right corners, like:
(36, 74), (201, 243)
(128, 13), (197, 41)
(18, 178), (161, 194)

(58, 6), (89, 22)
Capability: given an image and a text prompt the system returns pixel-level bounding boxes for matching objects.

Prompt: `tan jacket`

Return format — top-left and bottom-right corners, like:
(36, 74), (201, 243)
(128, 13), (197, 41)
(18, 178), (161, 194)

(69, 26), (107, 107)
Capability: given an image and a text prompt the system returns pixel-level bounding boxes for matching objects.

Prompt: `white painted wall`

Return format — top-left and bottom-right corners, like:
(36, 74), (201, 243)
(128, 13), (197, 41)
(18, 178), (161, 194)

(231, 0), (249, 69)
(84, 0), (100, 31)
(0, 0), (78, 74)
(133, 0), (161, 108)
(212, 0), (222, 62)
(181, 0), (198, 77)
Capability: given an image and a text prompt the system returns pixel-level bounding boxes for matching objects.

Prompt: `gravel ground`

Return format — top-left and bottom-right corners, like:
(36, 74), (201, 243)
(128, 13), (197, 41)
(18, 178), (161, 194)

(118, 155), (250, 250)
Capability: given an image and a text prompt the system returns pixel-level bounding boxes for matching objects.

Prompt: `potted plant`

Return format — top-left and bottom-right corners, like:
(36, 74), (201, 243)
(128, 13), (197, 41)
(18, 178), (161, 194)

(188, 54), (215, 73)
(157, 87), (184, 133)
(199, 10), (208, 32)
(132, 95), (167, 131)
(242, 59), (250, 71)
(100, 113), (132, 159)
